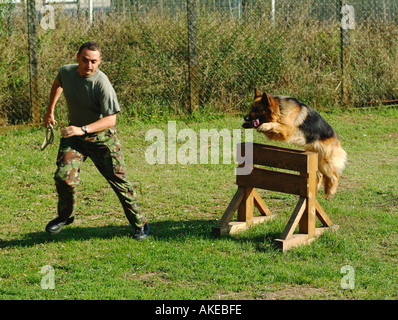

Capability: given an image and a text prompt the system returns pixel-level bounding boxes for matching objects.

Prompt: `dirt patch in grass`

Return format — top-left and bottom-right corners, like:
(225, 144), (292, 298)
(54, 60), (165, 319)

(263, 285), (335, 300)
(214, 285), (336, 300)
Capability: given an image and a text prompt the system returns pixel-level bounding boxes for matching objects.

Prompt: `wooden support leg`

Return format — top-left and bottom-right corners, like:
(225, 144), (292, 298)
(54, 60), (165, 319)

(231, 186), (273, 234)
(238, 187), (254, 226)
(274, 196), (339, 252)
(252, 189), (272, 216)
(212, 187), (244, 236)
(212, 187), (275, 236)
(315, 199), (333, 227)
(299, 196), (316, 239)
(279, 197), (306, 240)
(299, 152), (317, 239)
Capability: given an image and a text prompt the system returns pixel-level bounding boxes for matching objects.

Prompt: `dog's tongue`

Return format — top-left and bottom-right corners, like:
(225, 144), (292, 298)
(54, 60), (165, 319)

(253, 119), (260, 127)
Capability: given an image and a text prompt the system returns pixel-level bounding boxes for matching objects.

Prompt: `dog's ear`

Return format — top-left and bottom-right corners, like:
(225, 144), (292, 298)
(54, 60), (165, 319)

(261, 92), (278, 114)
(254, 88), (262, 98)
(261, 92), (271, 107)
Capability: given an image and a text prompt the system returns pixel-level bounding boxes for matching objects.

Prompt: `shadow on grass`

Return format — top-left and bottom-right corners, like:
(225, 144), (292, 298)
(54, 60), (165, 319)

(0, 219), (282, 252)
(0, 219), (213, 248)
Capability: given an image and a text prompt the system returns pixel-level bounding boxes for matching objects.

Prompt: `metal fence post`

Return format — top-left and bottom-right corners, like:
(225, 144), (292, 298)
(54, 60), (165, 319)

(187, 0), (199, 113)
(340, 0), (352, 108)
(271, 0), (276, 26)
(27, 0), (40, 124)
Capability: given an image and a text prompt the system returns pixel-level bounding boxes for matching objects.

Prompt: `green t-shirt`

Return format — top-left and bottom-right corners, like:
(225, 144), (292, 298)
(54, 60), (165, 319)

(56, 64), (120, 126)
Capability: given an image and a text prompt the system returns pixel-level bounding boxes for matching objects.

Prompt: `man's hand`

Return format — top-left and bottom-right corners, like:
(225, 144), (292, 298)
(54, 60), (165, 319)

(44, 79), (63, 127)
(59, 114), (116, 138)
(61, 125), (84, 138)
(43, 112), (56, 127)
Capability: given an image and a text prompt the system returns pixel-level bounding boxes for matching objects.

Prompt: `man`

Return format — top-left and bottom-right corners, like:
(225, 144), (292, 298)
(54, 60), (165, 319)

(43, 41), (149, 240)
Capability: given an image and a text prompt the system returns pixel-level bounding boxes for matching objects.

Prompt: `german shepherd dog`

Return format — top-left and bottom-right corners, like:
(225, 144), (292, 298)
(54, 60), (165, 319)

(243, 89), (347, 200)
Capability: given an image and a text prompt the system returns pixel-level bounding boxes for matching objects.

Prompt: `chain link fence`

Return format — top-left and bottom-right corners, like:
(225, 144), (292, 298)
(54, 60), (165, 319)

(1, 0), (397, 125)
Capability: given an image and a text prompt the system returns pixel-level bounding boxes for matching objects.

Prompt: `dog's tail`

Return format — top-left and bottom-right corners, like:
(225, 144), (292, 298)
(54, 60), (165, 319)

(305, 138), (347, 176)
(332, 144), (347, 176)
(306, 138), (347, 200)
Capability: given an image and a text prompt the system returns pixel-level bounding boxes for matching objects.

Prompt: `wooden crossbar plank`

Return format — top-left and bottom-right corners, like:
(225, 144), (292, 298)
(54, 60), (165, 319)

(238, 142), (315, 173)
(237, 167), (308, 196)
(280, 197), (307, 240)
(238, 142), (305, 154)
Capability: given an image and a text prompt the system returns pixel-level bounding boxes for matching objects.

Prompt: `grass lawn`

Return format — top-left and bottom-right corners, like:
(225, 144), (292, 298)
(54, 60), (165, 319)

(0, 108), (397, 300)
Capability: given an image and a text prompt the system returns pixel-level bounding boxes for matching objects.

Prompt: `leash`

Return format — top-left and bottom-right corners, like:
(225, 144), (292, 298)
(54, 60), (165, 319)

(41, 123), (55, 151)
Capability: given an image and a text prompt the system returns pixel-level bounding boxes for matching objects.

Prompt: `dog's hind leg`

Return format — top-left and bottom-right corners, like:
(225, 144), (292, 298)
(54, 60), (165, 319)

(320, 143), (346, 200)
(316, 171), (323, 193)
(318, 156), (339, 200)
(324, 173), (339, 200)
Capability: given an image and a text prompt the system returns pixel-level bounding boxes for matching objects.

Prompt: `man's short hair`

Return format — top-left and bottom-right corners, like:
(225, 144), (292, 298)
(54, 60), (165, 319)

(78, 41), (102, 56)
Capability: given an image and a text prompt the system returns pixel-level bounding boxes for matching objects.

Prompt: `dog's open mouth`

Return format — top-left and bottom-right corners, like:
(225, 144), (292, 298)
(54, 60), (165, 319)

(242, 118), (261, 129)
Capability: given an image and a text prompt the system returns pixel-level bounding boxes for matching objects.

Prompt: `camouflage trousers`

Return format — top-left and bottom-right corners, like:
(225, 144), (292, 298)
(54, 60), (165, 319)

(54, 126), (145, 229)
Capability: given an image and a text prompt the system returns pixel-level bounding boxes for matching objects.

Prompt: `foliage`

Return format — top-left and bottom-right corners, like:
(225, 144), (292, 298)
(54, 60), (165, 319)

(1, 5), (398, 124)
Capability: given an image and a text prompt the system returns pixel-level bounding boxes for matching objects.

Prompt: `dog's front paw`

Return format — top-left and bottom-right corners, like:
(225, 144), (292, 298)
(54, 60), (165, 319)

(257, 123), (273, 132)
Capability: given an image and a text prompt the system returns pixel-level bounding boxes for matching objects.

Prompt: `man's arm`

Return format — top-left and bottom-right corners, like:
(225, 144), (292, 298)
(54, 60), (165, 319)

(60, 114), (117, 138)
(43, 79), (63, 127)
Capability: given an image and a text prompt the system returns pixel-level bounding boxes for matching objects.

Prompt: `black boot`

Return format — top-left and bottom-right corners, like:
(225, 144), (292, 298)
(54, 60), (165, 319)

(133, 223), (150, 241)
(45, 216), (74, 234)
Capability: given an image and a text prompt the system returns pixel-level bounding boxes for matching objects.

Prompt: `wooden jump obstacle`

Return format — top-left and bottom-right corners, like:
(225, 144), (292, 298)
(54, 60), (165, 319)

(212, 142), (338, 252)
